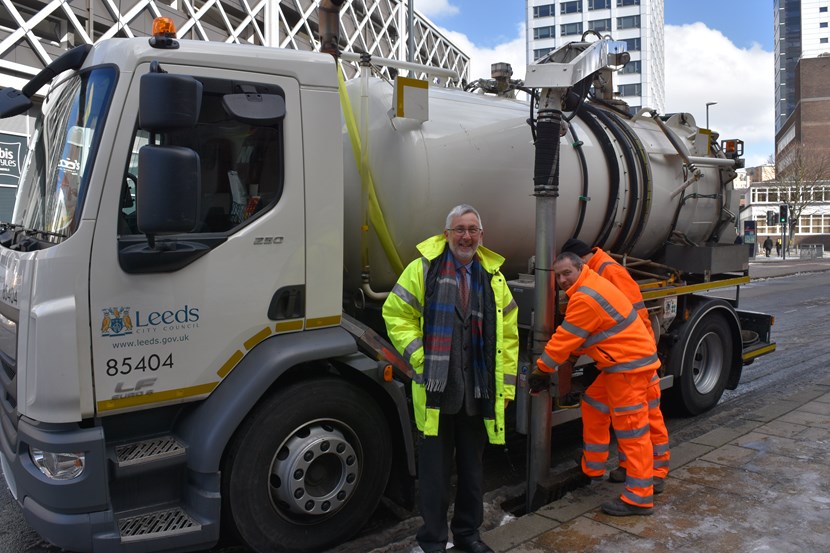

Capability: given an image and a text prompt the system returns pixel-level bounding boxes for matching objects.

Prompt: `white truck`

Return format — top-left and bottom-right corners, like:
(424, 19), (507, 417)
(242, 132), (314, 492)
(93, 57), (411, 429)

(0, 10), (774, 553)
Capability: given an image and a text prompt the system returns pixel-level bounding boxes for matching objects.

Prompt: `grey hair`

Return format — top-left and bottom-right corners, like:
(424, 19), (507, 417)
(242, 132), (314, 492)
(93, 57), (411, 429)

(445, 204), (483, 230)
(554, 251), (584, 270)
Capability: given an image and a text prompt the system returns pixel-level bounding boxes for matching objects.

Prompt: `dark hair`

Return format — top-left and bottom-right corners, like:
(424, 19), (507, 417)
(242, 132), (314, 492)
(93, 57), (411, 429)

(554, 251), (584, 270)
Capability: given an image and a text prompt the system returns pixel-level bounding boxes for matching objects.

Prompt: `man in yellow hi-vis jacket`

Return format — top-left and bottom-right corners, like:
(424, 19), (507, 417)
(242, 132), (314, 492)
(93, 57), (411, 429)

(383, 204), (518, 553)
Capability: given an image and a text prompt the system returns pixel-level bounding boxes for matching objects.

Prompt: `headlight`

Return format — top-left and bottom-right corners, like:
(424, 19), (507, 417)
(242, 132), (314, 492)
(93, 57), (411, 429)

(30, 448), (85, 480)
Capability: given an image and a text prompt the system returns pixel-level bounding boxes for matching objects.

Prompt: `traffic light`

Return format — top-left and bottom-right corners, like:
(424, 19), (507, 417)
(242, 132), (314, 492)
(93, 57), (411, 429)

(766, 210), (777, 226)
(779, 204), (788, 224)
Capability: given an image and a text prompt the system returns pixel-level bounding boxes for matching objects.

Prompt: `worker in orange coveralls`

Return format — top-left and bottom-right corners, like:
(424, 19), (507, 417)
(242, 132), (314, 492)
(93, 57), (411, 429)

(529, 251), (661, 516)
(560, 239), (670, 494)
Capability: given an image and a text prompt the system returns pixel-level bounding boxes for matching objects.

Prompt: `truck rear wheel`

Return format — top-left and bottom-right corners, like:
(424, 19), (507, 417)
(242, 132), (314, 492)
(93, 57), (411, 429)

(221, 377), (392, 553)
(669, 311), (733, 416)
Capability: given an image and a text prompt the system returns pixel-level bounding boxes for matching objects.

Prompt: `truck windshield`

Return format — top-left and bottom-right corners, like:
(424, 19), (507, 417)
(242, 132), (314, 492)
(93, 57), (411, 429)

(13, 67), (116, 241)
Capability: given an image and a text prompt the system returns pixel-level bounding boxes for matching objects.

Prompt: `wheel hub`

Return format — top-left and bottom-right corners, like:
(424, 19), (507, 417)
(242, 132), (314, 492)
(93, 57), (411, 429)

(271, 423), (359, 516)
(691, 331), (724, 394)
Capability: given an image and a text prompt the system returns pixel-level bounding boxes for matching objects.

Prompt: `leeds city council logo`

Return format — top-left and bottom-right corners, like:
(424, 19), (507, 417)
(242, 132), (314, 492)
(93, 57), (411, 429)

(101, 307), (133, 337)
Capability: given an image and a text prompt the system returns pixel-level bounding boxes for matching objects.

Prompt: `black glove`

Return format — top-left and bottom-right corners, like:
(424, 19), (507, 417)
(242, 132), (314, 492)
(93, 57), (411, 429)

(527, 367), (550, 395)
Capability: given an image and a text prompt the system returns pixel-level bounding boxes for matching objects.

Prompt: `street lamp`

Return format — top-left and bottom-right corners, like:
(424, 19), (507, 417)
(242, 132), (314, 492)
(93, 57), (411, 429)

(705, 101), (717, 129)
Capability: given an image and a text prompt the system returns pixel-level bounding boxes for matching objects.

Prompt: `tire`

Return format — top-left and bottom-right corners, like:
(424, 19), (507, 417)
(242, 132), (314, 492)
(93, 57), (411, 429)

(669, 311), (733, 416)
(221, 377), (392, 553)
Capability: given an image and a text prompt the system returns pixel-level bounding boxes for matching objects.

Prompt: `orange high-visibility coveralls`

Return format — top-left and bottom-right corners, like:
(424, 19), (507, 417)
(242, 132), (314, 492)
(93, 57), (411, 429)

(538, 265), (660, 508)
(587, 248), (670, 479)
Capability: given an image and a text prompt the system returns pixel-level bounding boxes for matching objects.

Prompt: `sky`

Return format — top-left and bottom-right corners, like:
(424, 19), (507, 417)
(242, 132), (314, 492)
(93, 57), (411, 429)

(416, 0), (774, 167)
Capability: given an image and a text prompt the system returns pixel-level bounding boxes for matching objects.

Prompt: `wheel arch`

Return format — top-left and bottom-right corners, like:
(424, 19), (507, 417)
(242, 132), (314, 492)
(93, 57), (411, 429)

(176, 326), (413, 476)
(667, 296), (743, 385)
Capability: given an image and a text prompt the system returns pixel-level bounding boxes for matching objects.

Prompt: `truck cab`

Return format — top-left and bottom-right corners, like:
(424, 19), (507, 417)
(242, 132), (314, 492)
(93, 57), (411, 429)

(0, 37), (407, 553)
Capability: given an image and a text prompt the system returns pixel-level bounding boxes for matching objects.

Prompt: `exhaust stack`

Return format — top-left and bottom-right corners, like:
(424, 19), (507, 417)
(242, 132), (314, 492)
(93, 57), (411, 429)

(319, 0), (347, 57)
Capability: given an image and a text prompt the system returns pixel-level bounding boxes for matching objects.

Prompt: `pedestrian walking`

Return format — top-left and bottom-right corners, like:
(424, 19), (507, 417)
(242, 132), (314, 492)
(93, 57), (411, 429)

(776, 238), (782, 256)
(763, 237), (773, 257)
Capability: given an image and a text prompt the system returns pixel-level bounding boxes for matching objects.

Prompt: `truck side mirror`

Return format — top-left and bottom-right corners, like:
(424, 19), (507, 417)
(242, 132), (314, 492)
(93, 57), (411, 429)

(137, 145), (200, 234)
(139, 72), (202, 130)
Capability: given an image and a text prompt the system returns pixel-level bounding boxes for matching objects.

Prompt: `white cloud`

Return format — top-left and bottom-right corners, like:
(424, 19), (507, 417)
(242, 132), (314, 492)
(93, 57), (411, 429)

(664, 23), (774, 167)
(435, 24), (528, 83)
(436, 20), (774, 167)
(416, 0), (460, 19)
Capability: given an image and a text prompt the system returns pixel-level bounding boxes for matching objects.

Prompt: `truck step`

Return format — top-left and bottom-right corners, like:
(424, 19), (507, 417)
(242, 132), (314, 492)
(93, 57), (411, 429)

(115, 436), (186, 469)
(119, 506), (201, 543)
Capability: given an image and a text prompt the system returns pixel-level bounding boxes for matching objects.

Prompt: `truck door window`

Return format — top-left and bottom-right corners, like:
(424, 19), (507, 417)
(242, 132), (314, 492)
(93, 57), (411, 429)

(121, 80), (284, 235)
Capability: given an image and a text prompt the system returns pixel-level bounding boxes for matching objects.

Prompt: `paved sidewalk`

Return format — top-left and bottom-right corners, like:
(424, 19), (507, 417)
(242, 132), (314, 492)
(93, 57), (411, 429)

(748, 254), (830, 279)
(481, 374), (830, 553)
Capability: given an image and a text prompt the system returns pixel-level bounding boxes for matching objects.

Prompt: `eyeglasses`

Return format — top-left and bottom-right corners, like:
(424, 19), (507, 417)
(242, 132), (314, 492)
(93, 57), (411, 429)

(448, 227), (482, 236)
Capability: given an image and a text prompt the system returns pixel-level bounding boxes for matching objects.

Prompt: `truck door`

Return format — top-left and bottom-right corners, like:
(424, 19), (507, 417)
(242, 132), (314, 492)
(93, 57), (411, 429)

(89, 64), (305, 415)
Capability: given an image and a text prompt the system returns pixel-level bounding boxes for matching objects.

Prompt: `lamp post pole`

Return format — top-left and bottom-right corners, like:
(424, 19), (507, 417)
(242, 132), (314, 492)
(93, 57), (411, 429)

(705, 101), (717, 129)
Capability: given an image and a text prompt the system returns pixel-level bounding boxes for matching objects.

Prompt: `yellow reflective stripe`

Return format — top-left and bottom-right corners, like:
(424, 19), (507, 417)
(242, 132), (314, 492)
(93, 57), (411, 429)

(307, 315), (341, 328)
(98, 382), (217, 412)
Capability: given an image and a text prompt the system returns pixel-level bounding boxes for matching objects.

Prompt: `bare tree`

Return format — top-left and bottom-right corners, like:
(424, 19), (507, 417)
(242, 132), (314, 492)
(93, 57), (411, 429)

(774, 143), (830, 244)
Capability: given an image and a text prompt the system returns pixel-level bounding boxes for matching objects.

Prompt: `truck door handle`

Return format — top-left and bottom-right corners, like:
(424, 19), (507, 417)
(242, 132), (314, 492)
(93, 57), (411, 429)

(268, 285), (305, 320)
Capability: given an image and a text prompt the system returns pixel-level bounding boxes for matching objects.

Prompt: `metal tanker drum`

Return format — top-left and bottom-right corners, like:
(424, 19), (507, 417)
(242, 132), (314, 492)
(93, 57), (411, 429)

(342, 77), (735, 292)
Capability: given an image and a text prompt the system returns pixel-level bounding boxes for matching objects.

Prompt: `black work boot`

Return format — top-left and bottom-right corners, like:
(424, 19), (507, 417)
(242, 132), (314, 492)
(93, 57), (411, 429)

(601, 497), (653, 516)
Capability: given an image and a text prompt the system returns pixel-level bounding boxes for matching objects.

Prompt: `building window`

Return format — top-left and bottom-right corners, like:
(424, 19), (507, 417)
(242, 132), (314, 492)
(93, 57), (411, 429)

(560, 1), (582, 14)
(533, 26), (556, 40)
(620, 60), (641, 74)
(628, 105), (642, 116)
(821, 6), (829, 12)
(617, 0), (640, 5)
(617, 15), (641, 29)
(533, 4), (555, 18)
(589, 0), (611, 9)
(622, 37), (641, 51)
(534, 47), (555, 60)
(561, 22), (584, 36)
(618, 83), (641, 97)
(822, 37), (829, 43)
(821, 22), (829, 28)
(751, 188), (768, 203)
(589, 18), (612, 33)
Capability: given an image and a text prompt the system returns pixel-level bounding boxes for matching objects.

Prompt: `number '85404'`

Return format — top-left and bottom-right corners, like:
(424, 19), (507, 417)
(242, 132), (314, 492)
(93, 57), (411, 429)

(106, 354), (173, 376)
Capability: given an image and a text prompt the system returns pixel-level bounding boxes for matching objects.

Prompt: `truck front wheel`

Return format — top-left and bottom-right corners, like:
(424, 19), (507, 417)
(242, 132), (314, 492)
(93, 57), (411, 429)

(668, 311), (733, 416)
(221, 377), (392, 552)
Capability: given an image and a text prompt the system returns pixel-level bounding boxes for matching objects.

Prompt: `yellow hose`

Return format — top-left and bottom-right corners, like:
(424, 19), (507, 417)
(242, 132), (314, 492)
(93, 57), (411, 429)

(337, 64), (404, 275)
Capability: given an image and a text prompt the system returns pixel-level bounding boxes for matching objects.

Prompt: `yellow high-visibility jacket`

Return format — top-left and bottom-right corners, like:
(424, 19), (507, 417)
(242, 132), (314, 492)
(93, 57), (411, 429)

(382, 235), (519, 444)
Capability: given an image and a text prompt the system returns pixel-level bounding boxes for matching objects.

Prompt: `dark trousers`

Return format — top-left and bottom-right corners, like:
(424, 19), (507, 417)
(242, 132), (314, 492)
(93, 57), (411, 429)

(416, 412), (487, 552)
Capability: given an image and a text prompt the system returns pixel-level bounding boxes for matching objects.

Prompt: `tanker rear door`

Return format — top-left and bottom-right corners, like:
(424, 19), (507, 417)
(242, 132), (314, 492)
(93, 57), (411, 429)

(88, 63), (306, 415)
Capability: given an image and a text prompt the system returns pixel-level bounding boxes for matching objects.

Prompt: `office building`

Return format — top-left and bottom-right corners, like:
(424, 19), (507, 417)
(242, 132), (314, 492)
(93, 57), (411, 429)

(526, 0), (665, 114)
(775, 0), (830, 133)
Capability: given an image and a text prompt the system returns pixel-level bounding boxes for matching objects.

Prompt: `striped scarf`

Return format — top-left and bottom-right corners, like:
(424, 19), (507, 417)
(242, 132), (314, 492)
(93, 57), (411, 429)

(423, 247), (489, 399)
